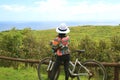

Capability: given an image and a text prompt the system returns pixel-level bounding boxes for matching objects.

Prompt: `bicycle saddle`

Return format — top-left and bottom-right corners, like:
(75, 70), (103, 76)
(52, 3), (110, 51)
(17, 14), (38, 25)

(75, 50), (85, 53)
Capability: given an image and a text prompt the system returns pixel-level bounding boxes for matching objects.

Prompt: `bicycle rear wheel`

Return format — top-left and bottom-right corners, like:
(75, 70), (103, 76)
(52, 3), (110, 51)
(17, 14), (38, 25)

(78, 60), (107, 80)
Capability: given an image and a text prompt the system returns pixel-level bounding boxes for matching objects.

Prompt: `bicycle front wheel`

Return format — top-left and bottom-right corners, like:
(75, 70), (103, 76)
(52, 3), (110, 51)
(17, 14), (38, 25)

(37, 57), (60, 80)
(78, 60), (107, 80)
(37, 57), (52, 80)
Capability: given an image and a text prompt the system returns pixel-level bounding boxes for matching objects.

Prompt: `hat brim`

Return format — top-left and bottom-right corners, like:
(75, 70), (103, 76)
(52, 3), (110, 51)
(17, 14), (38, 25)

(56, 27), (70, 34)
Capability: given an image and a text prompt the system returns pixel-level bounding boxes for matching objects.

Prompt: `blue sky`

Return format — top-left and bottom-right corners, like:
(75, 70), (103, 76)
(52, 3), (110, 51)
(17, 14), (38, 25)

(0, 0), (120, 22)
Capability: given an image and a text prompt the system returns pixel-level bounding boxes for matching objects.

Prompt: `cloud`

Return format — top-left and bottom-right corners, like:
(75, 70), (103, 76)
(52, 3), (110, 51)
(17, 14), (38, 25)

(33, 0), (68, 13)
(32, 0), (120, 20)
(1, 0), (120, 21)
(0, 5), (26, 12)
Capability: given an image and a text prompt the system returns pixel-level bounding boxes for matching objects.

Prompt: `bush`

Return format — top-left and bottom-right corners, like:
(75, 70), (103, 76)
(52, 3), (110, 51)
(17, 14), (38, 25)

(0, 28), (23, 58)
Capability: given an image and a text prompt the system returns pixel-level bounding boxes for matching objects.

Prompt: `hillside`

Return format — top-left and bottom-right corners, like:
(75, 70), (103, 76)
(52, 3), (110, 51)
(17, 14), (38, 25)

(0, 25), (120, 80)
(33, 25), (120, 42)
(0, 25), (120, 62)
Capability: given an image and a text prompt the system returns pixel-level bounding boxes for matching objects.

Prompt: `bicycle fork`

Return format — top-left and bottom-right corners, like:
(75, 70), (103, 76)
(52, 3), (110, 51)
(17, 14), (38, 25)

(47, 60), (54, 71)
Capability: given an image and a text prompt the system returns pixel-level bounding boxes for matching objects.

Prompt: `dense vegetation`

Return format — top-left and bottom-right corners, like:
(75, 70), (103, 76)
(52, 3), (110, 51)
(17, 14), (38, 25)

(0, 25), (120, 80)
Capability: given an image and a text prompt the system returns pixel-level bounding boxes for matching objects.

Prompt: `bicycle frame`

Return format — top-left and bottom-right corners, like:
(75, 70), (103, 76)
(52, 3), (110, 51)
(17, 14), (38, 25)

(46, 57), (92, 77)
(69, 58), (91, 77)
(47, 58), (92, 77)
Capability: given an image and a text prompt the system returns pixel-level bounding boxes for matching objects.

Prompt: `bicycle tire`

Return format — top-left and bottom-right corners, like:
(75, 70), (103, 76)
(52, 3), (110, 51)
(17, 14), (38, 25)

(77, 60), (107, 80)
(37, 57), (60, 80)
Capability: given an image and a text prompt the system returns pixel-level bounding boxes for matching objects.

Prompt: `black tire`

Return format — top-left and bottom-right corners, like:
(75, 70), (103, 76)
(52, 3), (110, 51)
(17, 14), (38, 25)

(37, 57), (52, 80)
(37, 57), (60, 80)
(77, 60), (107, 80)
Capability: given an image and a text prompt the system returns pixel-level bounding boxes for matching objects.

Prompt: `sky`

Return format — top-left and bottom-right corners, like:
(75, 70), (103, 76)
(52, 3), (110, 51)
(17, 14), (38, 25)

(0, 0), (120, 22)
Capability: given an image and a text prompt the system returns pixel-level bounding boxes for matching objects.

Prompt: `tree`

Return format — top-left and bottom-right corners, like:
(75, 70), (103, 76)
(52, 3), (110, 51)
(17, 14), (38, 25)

(0, 28), (23, 57)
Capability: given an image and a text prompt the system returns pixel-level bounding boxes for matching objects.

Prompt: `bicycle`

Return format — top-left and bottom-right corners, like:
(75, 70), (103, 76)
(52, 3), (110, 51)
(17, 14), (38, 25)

(37, 50), (107, 80)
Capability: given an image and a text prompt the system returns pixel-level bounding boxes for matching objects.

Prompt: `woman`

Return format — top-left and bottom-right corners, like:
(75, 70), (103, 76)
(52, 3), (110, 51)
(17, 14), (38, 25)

(50, 23), (70, 80)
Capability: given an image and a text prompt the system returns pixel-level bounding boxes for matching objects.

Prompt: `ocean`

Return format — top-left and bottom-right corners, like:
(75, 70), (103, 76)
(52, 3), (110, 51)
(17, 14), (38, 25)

(0, 21), (119, 32)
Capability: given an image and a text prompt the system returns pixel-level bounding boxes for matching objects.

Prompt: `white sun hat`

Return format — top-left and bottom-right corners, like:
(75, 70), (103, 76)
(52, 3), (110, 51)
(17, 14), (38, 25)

(56, 23), (70, 34)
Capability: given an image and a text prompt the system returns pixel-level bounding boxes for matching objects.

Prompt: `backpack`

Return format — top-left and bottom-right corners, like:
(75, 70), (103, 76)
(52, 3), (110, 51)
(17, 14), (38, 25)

(51, 36), (70, 56)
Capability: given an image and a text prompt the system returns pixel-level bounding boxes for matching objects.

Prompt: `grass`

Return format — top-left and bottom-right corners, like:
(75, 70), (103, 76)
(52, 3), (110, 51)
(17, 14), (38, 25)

(0, 67), (38, 80)
(0, 66), (104, 80)
(0, 67), (65, 80)
(33, 25), (120, 44)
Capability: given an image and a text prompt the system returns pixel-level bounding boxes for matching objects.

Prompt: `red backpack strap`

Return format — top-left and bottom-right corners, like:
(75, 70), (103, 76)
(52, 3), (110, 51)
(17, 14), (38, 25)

(61, 36), (69, 45)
